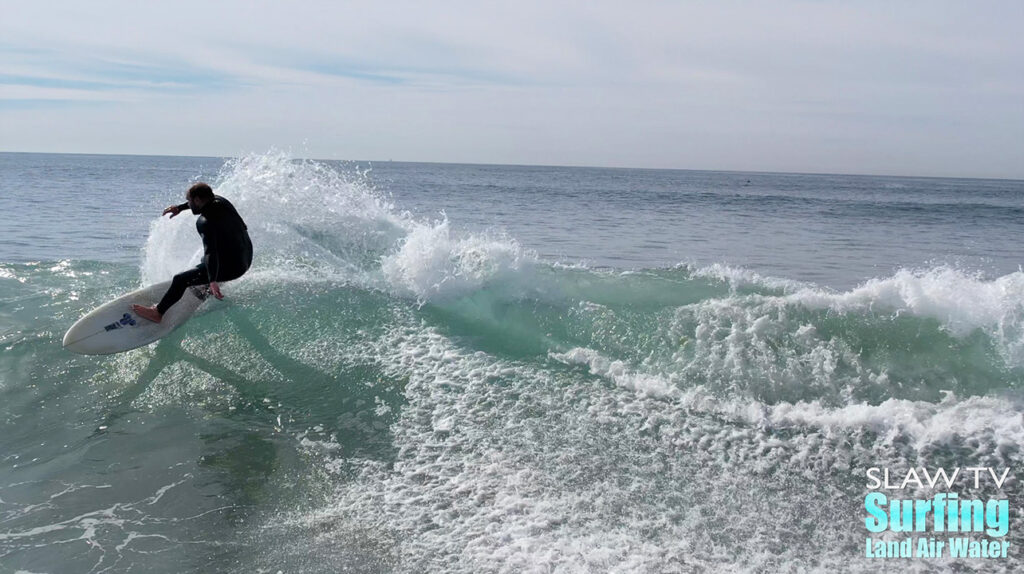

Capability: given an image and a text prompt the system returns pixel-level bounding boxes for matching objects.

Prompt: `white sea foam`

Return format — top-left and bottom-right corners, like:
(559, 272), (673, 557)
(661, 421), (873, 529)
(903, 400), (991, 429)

(685, 263), (1024, 372)
(806, 267), (1024, 368)
(552, 345), (1024, 462)
(275, 314), (1022, 573)
(689, 262), (810, 293)
(787, 266), (1024, 337)
(380, 218), (530, 301)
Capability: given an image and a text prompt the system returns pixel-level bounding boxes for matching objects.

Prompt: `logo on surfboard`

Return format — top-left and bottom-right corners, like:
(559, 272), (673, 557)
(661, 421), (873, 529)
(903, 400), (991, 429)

(103, 313), (138, 332)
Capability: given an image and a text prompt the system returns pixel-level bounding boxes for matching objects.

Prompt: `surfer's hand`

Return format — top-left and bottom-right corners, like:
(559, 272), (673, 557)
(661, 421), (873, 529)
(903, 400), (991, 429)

(209, 281), (224, 299)
(163, 205), (182, 218)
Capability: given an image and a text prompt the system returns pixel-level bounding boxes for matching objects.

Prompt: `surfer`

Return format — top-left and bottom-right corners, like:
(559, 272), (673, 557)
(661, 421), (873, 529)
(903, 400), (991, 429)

(132, 183), (252, 323)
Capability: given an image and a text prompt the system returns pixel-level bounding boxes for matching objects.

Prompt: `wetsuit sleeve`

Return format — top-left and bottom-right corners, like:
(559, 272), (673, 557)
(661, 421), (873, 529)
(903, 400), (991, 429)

(176, 202), (189, 212)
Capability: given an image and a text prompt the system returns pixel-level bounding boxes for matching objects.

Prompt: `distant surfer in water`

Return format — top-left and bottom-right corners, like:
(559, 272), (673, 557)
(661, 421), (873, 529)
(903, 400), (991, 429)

(132, 183), (252, 323)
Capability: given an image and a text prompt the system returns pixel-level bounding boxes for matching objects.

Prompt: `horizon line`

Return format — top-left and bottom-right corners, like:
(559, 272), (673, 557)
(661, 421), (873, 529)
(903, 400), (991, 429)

(1, 149), (1021, 183)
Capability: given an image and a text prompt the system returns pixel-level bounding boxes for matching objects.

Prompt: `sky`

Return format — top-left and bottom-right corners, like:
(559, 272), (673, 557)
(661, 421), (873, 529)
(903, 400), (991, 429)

(1, 1), (1022, 178)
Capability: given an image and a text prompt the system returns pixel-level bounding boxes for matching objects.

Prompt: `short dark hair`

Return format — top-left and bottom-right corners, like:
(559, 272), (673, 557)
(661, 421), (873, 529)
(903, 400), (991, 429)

(188, 182), (214, 201)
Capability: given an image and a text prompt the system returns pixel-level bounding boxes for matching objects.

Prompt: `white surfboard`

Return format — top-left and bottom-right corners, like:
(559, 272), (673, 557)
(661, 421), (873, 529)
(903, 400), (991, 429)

(63, 281), (208, 355)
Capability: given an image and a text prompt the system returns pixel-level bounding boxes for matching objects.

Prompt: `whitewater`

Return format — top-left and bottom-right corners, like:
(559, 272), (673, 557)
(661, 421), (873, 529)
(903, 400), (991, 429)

(1, 151), (1023, 573)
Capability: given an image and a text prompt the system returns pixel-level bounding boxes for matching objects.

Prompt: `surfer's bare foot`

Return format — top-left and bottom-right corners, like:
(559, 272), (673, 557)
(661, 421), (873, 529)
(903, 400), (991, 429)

(132, 304), (162, 323)
(209, 281), (224, 299)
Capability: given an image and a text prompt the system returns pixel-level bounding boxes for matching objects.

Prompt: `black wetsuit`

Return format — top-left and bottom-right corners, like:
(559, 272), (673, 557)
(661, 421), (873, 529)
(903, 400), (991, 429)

(156, 196), (253, 314)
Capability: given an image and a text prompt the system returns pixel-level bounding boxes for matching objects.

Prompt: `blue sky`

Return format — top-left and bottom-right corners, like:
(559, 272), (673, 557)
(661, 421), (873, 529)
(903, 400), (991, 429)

(2, 1), (1022, 178)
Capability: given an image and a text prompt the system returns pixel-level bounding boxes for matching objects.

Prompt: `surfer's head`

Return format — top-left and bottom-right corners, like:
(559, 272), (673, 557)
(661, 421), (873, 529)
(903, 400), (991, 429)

(186, 182), (214, 214)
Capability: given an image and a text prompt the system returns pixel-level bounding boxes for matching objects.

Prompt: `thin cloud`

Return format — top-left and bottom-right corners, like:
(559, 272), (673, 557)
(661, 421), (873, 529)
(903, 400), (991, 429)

(0, 44), (245, 108)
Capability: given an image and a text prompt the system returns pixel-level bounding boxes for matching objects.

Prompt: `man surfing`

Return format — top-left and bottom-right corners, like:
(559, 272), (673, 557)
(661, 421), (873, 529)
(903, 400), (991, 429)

(132, 182), (253, 323)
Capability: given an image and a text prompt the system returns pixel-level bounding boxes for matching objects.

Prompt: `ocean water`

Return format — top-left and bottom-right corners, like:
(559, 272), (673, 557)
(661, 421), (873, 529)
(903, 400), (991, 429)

(1, 151), (1023, 573)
